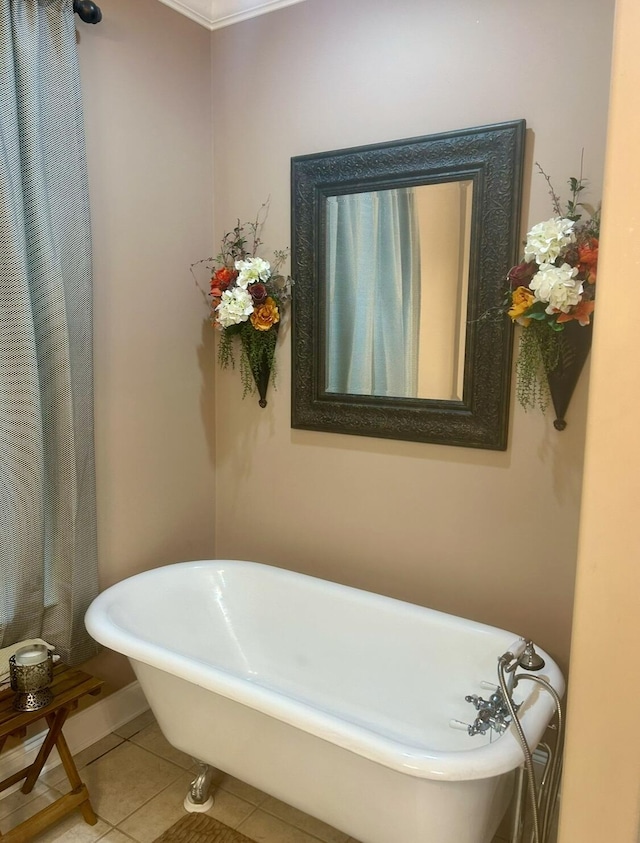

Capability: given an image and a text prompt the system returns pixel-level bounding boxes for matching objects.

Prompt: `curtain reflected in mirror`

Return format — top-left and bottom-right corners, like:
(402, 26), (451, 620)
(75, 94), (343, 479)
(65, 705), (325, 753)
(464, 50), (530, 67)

(325, 189), (420, 398)
(325, 181), (473, 401)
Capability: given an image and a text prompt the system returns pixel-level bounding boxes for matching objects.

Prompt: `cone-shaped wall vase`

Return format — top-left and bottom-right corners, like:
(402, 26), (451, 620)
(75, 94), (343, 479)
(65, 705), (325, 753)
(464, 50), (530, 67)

(246, 324), (278, 408)
(253, 355), (272, 408)
(545, 320), (593, 430)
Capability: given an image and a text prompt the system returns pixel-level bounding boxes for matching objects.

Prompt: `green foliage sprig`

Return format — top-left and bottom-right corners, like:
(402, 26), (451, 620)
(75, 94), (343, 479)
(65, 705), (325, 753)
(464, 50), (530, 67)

(218, 320), (279, 399)
(515, 322), (560, 411)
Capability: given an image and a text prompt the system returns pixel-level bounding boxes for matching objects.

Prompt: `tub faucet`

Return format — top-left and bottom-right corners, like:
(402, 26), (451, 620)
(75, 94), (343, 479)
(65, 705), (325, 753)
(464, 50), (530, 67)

(464, 690), (517, 737)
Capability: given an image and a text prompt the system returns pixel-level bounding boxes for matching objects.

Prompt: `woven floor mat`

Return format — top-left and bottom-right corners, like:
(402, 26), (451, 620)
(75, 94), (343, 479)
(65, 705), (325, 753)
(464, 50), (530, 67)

(152, 813), (254, 843)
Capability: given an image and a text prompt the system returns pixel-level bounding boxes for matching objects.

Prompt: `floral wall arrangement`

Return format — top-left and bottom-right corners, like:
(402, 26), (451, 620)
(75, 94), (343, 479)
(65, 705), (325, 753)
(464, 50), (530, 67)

(192, 203), (292, 407)
(506, 166), (600, 427)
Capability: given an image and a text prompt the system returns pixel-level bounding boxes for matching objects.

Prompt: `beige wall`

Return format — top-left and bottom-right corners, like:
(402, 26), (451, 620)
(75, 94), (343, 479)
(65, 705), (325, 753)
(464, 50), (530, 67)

(64, 0), (640, 835)
(559, 0), (640, 839)
(76, 0), (216, 687)
(211, 0), (615, 674)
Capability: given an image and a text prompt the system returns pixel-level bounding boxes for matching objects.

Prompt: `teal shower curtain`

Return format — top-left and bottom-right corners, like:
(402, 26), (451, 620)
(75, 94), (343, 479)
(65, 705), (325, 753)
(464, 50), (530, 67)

(0, 0), (99, 663)
(325, 189), (421, 397)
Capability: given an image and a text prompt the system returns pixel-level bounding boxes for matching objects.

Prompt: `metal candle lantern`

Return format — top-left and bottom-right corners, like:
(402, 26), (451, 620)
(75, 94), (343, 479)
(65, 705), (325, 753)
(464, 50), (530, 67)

(9, 644), (54, 711)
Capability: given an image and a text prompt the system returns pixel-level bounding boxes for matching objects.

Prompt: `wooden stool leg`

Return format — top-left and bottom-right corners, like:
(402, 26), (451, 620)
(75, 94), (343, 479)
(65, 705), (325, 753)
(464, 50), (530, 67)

(21, 707), (69, 794)
(51, 724), (81, 789)
(78, 798), (98, 825)
(53, 721), (98, 825)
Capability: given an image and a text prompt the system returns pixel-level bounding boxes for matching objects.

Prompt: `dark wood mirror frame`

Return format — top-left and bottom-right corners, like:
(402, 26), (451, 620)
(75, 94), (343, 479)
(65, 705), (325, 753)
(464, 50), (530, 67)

(291, 120), (526, 450)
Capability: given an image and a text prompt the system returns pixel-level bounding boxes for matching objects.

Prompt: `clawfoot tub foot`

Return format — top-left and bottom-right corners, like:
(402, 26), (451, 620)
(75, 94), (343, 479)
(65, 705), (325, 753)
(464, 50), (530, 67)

(184, 762), (215, 813)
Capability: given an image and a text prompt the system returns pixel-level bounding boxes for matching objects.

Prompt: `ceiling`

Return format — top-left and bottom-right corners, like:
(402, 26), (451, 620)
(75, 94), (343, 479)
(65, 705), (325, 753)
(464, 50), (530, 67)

(156, 0), (308, 30)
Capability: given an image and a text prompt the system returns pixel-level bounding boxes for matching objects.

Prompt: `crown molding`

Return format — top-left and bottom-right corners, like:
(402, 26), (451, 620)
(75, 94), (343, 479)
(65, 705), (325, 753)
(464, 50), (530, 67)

(156, 0), (308, 30)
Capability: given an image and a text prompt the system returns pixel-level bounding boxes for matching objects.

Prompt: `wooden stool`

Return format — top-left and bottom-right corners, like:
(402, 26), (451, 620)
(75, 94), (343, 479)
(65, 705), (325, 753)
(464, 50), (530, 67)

(0, 663), (103, 842)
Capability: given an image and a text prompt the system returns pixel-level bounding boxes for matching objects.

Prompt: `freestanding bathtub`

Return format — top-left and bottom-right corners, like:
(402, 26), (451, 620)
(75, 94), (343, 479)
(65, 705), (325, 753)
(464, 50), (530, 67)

(85, 560), (564, 843)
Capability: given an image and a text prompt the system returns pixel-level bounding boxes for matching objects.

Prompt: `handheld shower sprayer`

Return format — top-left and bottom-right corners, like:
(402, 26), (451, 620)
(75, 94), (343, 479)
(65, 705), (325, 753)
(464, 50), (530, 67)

(498, 638), (528, 696)
(497, 639), (563, 843)
(519, 640), (546, 671)
(499, 638), (546, 686)
(500, 638), (528, 666)
(499, 638), (545, 670)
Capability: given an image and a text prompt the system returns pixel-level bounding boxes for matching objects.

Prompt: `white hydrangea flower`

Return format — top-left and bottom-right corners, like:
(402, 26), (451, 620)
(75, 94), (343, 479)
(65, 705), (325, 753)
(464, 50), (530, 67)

(529, 263), (582, 313)
(235, 257), (271, 288)
(546, 278), (583, 314)
(215, 287), (254, 328)
(523, 217), (575, 265)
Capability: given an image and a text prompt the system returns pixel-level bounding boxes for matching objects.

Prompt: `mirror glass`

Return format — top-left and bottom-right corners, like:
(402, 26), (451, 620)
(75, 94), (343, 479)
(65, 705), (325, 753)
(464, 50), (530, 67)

(324, 181), (473, 401)
(291, 120), (526, 450)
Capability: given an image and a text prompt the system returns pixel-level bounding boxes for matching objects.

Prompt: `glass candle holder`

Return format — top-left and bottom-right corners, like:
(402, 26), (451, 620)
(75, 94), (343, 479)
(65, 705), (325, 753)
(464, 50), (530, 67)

(9, 645), (54, 711)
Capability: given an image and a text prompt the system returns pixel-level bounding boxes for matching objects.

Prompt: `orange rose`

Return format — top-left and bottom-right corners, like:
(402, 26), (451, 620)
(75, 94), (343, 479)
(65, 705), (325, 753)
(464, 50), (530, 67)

(250, 297), (280, 332)
(577, 238), (598, 283)
(210, 266), (237, 298)
(507, 286), (535, 325)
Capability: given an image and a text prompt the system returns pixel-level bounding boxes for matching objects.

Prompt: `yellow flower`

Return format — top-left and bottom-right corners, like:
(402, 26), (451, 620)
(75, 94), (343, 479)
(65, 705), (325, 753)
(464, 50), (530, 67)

(250, 297), (280, 331)
(508, 286), (535, 326)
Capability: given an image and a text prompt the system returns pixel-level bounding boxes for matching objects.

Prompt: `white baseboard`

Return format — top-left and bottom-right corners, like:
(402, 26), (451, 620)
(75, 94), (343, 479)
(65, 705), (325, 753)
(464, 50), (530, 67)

(0, 680), (149, 799)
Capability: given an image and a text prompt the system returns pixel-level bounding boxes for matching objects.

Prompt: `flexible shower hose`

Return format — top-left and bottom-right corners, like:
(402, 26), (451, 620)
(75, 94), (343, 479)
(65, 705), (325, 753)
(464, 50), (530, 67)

(497, 658), (564, 843)
(515, 674), (564, 843)
(498, 656), (541, 843)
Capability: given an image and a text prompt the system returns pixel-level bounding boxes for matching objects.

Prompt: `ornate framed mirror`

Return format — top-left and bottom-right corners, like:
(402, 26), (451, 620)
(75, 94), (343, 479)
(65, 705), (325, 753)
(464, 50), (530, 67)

(291, 120), (525, 449)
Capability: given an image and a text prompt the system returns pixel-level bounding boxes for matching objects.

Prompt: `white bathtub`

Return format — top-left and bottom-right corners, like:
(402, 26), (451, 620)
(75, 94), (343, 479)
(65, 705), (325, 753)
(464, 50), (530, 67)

(85, 560), (564, 843)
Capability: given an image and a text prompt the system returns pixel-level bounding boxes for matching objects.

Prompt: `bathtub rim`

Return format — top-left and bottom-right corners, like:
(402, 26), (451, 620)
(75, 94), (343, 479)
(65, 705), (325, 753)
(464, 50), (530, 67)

(84, 559), (565, 782)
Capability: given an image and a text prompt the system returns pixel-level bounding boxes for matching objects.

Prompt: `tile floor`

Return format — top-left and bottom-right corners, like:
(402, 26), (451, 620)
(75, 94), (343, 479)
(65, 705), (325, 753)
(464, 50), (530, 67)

(0, 709), (549, 842)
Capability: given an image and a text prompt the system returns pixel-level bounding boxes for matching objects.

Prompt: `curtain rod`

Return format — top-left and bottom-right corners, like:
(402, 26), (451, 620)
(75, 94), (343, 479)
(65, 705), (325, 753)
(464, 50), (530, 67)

(73, 0), (102, 24)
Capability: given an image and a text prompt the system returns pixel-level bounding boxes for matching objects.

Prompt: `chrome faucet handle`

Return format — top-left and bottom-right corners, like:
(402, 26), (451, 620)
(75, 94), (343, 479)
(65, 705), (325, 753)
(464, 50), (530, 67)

(467, 718), (490, 736)
(463, 687), (517, 736)
(465, 694), (493, 711)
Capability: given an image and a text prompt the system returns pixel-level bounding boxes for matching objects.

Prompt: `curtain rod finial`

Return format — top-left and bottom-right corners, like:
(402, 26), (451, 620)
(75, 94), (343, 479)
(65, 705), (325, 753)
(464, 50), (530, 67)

(73, 0), (102, 24)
